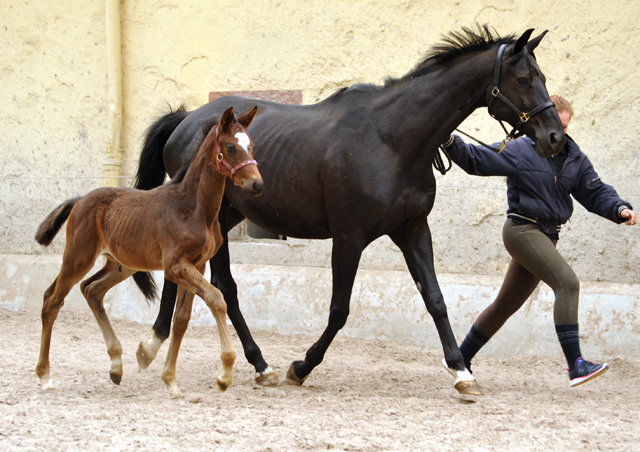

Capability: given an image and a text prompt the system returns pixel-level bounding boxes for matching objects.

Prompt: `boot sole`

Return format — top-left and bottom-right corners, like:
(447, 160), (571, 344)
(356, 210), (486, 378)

(569, 363), (609, 387)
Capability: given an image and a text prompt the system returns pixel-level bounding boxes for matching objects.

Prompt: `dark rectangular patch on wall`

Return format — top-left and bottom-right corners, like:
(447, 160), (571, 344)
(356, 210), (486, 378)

(209, 90), (303, 105)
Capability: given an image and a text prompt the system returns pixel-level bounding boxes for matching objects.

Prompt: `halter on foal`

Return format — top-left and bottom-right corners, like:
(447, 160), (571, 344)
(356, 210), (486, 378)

(34, 106), (260, 398)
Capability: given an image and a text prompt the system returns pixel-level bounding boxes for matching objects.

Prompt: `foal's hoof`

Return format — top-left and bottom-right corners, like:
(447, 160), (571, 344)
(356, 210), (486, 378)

(136, 342), (154, 370)
(455, 379), (482, 395)
(282, 362), (309, 386)
(255, 366), (279, 387)
(110, 372), (122, 385)
(216, 378), (231, 392)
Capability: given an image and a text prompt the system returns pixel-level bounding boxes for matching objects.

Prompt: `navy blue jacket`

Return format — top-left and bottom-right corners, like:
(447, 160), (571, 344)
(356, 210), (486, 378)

(446, 134), (632, 238)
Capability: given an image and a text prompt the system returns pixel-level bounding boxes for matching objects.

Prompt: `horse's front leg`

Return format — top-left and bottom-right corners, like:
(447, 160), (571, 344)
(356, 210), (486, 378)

(210, 204), (277, 386)
(165, 261), (236, 394)
(161, 286), (194, 399)
(285, 235), (364, 385)
(389, 219), (481, 395)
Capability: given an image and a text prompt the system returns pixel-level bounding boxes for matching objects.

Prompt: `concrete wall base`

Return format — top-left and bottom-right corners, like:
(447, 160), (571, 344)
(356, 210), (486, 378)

(2, 254), (638, 361)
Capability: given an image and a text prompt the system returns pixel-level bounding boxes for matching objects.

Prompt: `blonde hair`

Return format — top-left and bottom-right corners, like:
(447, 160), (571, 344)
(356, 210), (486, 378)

(550, 95), (574, 118)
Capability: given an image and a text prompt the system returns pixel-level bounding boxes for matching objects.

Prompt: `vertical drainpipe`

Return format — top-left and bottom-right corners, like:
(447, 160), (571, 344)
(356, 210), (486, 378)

(104, 0), (123, 187)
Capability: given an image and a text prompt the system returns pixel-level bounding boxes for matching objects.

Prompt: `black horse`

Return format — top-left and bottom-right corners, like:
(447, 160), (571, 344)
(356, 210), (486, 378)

(133, 26), (564, 395)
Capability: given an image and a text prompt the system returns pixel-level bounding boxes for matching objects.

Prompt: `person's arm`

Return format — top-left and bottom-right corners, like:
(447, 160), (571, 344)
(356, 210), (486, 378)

(620, 208), (637, 226)
(572, 155), (635, 225)
(442, 135), (519, 177)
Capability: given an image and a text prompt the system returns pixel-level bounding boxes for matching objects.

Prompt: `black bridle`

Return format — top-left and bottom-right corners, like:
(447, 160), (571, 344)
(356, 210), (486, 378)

(434, 43), (556, 175)
(487, 43), (555, 151)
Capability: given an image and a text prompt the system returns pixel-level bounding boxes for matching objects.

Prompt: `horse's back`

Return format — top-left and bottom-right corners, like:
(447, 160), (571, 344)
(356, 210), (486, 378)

(164, 96), (307, 176)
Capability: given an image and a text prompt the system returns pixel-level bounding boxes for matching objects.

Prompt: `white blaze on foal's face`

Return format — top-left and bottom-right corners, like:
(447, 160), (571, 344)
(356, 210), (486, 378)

(235, 132), (250, 153)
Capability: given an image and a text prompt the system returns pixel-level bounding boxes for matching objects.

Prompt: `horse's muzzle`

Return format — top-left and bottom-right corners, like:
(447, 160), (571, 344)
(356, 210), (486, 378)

(536, 129), (566, 157)
(242, 177), (264, 197)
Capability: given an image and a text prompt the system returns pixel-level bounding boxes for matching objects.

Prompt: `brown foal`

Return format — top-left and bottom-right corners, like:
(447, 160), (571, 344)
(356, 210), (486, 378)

(34, 106), (260, 398)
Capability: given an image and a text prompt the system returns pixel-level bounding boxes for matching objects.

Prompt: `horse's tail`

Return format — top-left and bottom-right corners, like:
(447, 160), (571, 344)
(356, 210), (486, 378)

(133, 105), (190, 190)
(132, 272), (159, 304)
(132, 105), (188, 303)
(35, 197), (82, 246)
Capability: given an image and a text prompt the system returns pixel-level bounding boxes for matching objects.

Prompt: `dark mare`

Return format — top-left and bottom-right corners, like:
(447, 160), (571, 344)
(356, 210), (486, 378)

(134, 26), (565, 395)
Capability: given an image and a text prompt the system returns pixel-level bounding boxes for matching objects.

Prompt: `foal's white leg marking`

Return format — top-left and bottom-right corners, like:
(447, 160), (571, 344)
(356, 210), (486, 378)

(40, 372), (54, 390)
(235, 132), (250, 152)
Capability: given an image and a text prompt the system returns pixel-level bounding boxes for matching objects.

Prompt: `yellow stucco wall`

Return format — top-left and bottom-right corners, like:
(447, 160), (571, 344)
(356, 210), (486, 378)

(2, 0), (638, 283)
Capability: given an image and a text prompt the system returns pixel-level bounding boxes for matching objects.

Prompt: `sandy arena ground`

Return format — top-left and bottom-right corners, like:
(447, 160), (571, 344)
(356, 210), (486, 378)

(1, 307), (639, 451)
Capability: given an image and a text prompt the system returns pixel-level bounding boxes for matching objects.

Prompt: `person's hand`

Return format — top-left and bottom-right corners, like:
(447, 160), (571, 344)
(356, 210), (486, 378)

(621, 208), (637, 226)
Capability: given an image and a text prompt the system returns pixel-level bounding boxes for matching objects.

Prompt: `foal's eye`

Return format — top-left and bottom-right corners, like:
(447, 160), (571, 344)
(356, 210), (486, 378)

(225, 144), (236, 155)
(517, 77), (528, 86)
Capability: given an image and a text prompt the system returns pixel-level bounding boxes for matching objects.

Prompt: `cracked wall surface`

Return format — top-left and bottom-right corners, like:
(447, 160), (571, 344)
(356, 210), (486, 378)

(1, 0), (638, 284)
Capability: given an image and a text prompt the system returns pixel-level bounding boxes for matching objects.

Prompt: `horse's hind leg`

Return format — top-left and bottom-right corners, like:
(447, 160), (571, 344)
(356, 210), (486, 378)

(286, 237), (364, 385)
(36, 254), (98, 389)
(137, 280), (177, 370)
(165, 261), (236, 394)
(80, 257), (136, 385)
(161, 287), (194, 399)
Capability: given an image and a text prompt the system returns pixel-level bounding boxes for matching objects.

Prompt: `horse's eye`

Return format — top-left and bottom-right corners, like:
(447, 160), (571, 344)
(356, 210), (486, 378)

(225, 144), (236, 155)
(517, 77), (528, 86)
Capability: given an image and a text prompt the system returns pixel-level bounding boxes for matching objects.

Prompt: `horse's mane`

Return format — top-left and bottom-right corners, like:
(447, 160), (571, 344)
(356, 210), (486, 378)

(327, 24), (516, 99)
(386, 24), (516, 86)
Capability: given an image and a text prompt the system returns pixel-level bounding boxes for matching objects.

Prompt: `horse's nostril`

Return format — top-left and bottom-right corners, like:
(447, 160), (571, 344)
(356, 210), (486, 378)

(253, 180), (264, 194)
(549, 132), (558, 147)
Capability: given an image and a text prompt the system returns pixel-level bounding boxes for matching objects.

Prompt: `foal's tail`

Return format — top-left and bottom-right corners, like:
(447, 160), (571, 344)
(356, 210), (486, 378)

(133, 104), (190, 190)
(35, 197), (81, 246)
(132, 105), (189, 303)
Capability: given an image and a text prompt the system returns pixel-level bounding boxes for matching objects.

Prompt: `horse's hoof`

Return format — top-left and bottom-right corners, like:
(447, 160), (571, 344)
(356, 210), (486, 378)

(455, 379), (482, 395)
(216, 378), (231, 392)
(136, 342), (153, 370)
(255, 366), (279, 387)
(282, 362), (309, 386)
(163, 379), (183, 399)
(110, 372), (122, 385)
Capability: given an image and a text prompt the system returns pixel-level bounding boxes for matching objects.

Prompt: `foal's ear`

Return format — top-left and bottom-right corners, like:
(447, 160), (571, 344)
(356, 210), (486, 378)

(513, 29), (534, 55)
(238, 106), (258, 129)
(220, 107), (235, 131)
(525, 30), (548, 53)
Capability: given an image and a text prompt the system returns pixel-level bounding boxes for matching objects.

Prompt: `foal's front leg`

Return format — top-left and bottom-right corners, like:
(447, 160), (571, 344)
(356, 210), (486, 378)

(165, 261), (236, 394)
(161, 286), (194, 399)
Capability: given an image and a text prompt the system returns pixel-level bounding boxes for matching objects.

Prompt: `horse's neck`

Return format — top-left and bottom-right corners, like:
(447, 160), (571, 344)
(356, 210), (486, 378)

(380, 49), (495, 158)
(180, 140), (226, 227)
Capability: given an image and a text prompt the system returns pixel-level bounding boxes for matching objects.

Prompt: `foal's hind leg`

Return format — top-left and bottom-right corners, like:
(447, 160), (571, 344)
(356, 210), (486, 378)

(36, 254), (99, 389)
(161, 286), (195, 398)
(165, 261), (236, 393)
(80, 257), (136, 385)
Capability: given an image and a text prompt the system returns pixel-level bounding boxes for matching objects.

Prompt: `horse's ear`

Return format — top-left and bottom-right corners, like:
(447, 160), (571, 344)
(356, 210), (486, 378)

(525, 30), (548, 53)
(238, 106), (258, 129)
(220, 107), (235, 131)
(513, 29), (534, 55)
